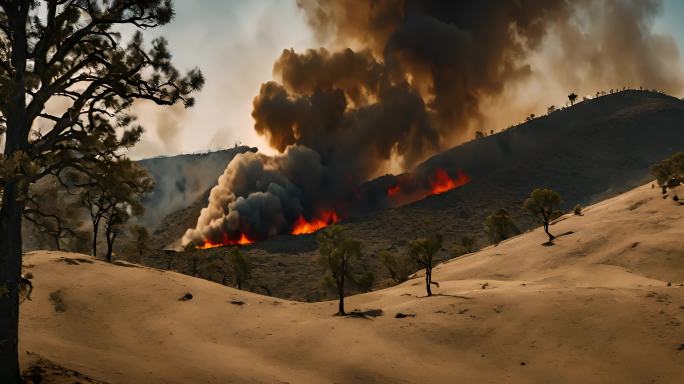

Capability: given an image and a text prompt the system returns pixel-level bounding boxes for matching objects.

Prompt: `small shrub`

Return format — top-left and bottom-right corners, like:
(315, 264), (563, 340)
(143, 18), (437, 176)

(573, 204), (583, 215)
(651, 152), (684, 194)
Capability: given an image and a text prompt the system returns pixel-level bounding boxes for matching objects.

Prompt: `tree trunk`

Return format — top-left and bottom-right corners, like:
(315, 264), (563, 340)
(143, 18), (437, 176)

(337, 276), (346, 315)
(0, 181), (26, 383)
(543, 222), (555, 242)
(104, 224), (117, 262)
(91, 216), (100, 257)
(425, 268), (433, 296)
(1, 7), (31, 378)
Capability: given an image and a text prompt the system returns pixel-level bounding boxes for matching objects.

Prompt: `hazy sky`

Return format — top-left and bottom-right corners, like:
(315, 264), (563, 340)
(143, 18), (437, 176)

(128, 0), (684, 160)
(129, 0), (315, 159)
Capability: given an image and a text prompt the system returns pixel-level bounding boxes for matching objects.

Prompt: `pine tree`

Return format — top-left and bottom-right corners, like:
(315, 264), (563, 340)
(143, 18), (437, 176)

(0, 2), (203, 381)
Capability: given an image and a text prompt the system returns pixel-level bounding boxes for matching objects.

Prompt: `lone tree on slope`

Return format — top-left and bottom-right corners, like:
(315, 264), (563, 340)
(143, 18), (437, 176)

(409, 234), (443, 297)
(317, 225), (363, 315)
(0, 2), (203, 381)
(523, 188), (563, 243)
(568, 93), (578, 105)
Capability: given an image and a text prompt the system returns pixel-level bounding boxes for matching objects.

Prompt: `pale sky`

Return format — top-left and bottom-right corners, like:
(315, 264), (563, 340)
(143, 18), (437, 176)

(128, 0), (684, 160)
(129, 0), (316, 159)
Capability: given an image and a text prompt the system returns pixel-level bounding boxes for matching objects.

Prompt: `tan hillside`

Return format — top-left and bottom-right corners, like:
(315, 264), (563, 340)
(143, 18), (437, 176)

(20, 182), (684, 383)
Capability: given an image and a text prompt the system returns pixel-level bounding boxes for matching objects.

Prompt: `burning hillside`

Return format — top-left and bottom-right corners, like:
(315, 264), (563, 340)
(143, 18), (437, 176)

(181, 149), (471, 249)
(181, 0), (683, 250)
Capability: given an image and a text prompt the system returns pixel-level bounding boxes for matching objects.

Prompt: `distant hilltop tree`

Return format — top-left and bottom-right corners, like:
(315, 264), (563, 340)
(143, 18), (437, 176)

(0, 2), (204, 379)
(484, 209), (519, 244)
(523, 188), (563, 244)
(651, 152), (684, 194)
(568, 93), (578, 105)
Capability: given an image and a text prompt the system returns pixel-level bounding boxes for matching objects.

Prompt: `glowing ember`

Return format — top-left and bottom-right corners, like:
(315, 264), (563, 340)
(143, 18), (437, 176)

(387, 184), (401, 196)
(195, 233), (254, 249)
(430, 168), (471, 194)
(291, 211), (340, 235)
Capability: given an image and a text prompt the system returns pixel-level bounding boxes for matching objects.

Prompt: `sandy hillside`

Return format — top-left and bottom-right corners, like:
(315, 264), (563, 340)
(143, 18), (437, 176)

(19, 182), (684, 383)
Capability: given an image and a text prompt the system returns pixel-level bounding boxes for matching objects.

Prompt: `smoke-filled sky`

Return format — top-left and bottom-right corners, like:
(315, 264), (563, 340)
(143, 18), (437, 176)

(172, 0), (684, 246)
(129, 0), (684, 161)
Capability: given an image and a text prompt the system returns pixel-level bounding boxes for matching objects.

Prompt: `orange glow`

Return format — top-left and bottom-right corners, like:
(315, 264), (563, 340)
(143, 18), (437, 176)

(430, 168), (470, 194)
(291, 211), (340, 235)
(195, 233), (254, 249)
(387, 184), (401, 196)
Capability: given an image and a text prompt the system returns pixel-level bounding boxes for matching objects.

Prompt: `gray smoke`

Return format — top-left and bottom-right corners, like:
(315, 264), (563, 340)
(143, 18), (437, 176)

(182, 145), (333, 245)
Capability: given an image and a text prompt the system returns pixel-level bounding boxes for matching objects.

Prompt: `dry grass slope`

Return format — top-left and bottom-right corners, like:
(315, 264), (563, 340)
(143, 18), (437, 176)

(19, 183), (684, 383)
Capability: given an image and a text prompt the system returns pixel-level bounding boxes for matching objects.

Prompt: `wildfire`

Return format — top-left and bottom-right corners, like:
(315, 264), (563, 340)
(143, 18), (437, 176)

(430, 168), (471, 194)
(291, 210), (340, 235)
(387, 184), (401, 196)
(195, 233), (254, 249)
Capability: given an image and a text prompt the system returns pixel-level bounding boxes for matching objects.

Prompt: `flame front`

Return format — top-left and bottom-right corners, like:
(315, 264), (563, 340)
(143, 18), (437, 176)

(196, 233), (254, 249)
(291, 211), (340, 235)
(430, 168), (470, 194)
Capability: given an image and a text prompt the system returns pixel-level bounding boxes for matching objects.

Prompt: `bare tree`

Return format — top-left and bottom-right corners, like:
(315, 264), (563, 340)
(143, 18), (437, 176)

(0, 2), (203, 380)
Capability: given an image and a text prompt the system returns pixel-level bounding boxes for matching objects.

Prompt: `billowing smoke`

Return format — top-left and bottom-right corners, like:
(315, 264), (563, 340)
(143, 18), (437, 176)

(184, 0), (684, 247)
(183, 146), (335, 245)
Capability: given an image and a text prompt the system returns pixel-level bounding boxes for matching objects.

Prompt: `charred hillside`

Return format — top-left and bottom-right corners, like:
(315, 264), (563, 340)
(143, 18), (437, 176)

(148, 90), (684, 300)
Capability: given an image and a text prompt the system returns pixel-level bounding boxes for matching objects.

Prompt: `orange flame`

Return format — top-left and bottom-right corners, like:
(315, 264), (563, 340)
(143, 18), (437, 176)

(195, 233), (254, 249)
(291, 211), (340, 235)
(430, 168), (470, 195)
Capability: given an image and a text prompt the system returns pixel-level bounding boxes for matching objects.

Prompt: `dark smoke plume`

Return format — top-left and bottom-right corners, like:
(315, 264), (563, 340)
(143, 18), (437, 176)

(184, 0), (684, 246)
(183, 146), (334, 245)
